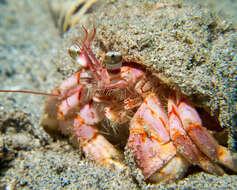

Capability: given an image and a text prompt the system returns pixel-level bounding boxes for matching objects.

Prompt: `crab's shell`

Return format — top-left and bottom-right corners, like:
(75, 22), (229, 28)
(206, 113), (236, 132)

(54, 0), (236, 149)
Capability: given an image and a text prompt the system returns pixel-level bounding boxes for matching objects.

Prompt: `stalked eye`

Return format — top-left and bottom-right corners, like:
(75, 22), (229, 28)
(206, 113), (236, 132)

(68, 44), (80, 60)
(105, 51), (122, 71)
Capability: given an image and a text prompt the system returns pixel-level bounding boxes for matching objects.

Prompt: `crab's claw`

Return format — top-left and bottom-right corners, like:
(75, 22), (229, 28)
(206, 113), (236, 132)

(126, 93), (189, 183)
(41, 71), (94, 135)
(73, 101), (125, 169)
(168, 93), (237, 174)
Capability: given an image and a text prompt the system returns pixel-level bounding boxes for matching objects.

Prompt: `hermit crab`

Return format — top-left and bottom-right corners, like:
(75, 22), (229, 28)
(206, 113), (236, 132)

(38, 27), (237, 183)
(1, 0), (236, 185)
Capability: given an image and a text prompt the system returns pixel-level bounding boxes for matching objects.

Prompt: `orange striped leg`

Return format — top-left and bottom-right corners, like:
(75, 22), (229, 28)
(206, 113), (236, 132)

(73, 102), (124, 169)
(127, 93), (188, 182)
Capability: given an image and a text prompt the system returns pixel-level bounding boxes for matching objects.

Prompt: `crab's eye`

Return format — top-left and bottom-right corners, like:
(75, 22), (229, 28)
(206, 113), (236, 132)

(105, 51), (122, 71)
(68, 44), (80, 60)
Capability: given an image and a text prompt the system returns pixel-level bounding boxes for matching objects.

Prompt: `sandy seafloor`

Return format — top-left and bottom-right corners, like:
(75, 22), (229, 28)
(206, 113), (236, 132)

(0, 0), (236, 189)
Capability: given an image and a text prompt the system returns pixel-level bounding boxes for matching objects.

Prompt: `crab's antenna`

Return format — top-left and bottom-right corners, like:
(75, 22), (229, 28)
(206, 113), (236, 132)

(83, 43), (109, 81)
(87, 27), (96, 47)
(71, 26), (88, 52)
(82, 25), (89, 45)
(73, 38), (101, 81)
(81, 27), (102, 70)
(78, 27), (104, 80)
(0, 90), (60, 97)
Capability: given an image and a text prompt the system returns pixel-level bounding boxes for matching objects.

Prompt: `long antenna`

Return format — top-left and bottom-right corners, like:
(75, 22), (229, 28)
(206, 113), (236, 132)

(0, 90), (60, 97)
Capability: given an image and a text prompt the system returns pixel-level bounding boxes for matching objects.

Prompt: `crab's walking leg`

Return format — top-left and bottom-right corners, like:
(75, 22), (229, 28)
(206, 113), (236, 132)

(168, 95), (224, 175)
(168, 93), (237, 173)
(73, 101), (124, 169)
(177, 96), (237, 172)
(126, 93), (189, 182)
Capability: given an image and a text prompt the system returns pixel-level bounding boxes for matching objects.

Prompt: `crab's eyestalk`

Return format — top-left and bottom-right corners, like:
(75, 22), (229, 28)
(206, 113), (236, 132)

(68, 44), (80, 60)
(105, 51), (122, 76)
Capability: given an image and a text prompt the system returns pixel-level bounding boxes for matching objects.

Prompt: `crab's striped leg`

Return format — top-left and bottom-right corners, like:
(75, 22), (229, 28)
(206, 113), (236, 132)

(168, 93), (237, 173)
(126, 93), (189, 182)
(176, 95), (237, 172)
(73, 101), (124, 169)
